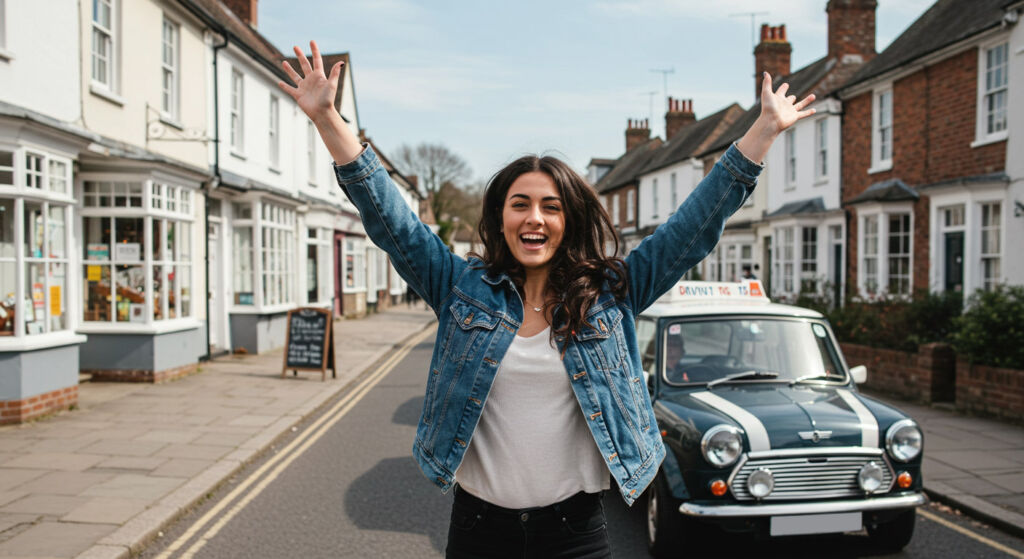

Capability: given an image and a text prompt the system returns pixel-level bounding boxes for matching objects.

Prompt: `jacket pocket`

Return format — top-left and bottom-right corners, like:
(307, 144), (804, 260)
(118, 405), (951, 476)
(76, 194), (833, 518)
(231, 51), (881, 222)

(576, 306), (626, 371)
(448, 298), (500, 362)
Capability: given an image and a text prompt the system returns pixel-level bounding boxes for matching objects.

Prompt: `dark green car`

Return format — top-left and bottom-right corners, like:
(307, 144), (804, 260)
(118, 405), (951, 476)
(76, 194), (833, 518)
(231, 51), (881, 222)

(638, 281), (925, 557)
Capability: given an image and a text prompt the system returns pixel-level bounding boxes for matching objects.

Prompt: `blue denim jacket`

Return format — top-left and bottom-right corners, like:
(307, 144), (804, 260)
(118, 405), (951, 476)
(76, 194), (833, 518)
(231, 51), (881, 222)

(334, 143), (762, 506)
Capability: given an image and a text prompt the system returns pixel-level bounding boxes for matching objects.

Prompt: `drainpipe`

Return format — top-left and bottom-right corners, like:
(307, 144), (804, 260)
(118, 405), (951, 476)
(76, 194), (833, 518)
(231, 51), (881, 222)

(201, 30), (229, 362)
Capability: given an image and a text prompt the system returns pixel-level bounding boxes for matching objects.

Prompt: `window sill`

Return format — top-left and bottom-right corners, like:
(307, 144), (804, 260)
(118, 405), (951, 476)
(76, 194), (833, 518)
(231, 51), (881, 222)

(0, 332), (87, 352)
(228, 304), (294, 315)
(90, 84), (125, 107)
(0, 47), (14, 62)
(159, 114), (184, 131)
(867, 161), (893, 175)
(230, 150), (247, 161)
(307, 182), (318, 188)
(76, 318), (202, 335)
(268, 166), (282, 175)
(342, 288), (368, 294)
(970, 132), (1008, 149)
(814, 177), (829, 186)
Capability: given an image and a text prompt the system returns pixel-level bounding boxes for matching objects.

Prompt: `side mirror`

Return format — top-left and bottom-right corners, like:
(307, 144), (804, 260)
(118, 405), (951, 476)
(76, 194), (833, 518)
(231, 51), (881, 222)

(849, 365), (867, 384)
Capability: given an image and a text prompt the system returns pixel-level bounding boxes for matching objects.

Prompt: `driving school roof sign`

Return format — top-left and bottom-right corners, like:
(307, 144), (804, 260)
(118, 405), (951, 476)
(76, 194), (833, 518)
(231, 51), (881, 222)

(659, 280), (769, 304)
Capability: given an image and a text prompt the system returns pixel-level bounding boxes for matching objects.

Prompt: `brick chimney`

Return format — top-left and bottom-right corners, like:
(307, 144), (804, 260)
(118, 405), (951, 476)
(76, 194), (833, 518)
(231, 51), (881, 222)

(223, 0), (258, 27)
(827, 0), (877, 64)
(665, 98), (696, 140)
(625, 118), (650, 152)
(754, 24), (792, 98)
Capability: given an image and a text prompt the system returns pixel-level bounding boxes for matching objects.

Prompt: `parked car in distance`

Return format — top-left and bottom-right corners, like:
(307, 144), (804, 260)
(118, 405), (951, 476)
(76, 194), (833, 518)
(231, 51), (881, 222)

(638, 281), (925, 557)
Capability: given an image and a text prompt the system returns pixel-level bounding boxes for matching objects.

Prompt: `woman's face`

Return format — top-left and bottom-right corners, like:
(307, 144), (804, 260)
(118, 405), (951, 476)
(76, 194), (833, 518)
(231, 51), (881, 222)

(501, 171), (565, 272)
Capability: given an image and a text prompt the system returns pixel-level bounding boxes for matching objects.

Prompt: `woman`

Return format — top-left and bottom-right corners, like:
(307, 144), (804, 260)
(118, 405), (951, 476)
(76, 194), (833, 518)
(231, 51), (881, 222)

(280, 41), (814, 558)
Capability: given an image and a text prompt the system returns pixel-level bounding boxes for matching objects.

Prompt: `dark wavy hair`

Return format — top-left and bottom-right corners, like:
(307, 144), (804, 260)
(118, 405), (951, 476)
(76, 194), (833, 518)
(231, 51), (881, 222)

(472, 155), (628, 349)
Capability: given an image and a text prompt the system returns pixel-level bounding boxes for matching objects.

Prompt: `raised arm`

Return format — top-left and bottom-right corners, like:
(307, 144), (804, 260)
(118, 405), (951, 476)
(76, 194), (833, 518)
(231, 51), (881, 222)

(278, 42), (465, 312)
(625, 73), (816, 312)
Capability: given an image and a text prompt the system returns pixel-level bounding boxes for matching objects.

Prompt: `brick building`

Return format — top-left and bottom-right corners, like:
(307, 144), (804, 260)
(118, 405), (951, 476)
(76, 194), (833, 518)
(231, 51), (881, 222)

(839, 0), (1019, 297)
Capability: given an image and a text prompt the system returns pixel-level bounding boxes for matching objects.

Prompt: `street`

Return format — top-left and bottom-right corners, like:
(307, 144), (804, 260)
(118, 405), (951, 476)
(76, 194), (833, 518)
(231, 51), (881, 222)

(141, 328), (1024, 559)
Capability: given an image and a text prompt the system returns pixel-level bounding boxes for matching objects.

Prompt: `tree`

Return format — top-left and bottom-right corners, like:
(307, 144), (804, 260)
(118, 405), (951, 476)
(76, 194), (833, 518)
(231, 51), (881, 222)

(393, 143), (476, 245)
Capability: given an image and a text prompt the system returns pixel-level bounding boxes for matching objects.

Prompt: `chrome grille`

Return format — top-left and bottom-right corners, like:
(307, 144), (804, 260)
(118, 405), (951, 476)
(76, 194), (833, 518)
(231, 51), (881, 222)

(730, 454), (894, 501)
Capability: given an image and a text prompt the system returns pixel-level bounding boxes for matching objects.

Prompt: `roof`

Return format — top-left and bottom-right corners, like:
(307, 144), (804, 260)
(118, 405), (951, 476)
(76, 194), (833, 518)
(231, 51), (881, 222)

(843, 0), (1009, 90)
(640, 301), (823, 320)
(765, 197), (827, 218)
(846, 178), (920, 205)
(639, 104), (745, 174)
(700, 57), (834, 157)
(917, 172), (1010, 191)
(588, 158), (617, 167)
(593, 138), (663, 193)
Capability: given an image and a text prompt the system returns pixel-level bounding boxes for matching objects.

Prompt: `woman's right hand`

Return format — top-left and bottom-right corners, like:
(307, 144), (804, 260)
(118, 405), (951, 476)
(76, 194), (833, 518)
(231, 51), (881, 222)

(278, 40), (344, 124)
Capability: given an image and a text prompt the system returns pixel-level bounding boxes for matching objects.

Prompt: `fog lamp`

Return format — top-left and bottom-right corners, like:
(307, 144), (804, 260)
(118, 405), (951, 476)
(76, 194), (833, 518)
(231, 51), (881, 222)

(897, 471), (913, 489)
(710, 479), (728, 496)
(747, 468), (774, 499)
(858, 461), (885, 493)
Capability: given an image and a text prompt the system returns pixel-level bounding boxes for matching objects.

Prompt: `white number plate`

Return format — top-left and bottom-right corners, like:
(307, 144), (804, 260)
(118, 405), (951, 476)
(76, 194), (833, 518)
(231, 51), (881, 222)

(770, 512), (862, 536)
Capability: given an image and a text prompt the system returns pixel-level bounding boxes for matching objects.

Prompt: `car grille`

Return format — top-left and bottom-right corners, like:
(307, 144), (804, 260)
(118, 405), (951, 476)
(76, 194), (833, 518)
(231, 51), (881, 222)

(730, 453), (895, 501)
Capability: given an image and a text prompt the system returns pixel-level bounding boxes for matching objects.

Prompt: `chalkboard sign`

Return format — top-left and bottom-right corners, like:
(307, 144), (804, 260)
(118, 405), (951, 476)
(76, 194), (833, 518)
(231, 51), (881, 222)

(282, 307), (336, 381)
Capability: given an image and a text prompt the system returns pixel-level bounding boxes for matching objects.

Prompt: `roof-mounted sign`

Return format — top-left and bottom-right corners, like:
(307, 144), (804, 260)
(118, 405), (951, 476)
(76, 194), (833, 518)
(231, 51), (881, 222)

(658, 280), (769, 304)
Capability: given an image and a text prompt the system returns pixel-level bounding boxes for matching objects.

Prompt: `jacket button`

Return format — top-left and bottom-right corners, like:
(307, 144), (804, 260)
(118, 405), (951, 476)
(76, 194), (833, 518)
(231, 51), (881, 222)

(520, 512), (529, 522)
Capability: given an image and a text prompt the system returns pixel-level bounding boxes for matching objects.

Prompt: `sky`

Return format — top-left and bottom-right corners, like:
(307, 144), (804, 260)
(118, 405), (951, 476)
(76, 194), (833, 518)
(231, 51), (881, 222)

(259, 0), (936, 184)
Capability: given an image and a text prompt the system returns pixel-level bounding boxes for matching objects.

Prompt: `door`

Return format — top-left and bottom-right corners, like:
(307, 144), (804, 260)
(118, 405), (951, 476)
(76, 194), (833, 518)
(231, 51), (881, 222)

(944, 232), (964, 293)
(207, 222), (224, 351)
(832, 243), (842, 305)
(333, 231), (344, 317)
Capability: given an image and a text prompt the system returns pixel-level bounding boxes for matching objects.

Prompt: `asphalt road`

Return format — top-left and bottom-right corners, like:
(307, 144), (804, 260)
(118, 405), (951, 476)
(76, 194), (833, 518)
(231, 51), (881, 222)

(142, 328), (1024, 558)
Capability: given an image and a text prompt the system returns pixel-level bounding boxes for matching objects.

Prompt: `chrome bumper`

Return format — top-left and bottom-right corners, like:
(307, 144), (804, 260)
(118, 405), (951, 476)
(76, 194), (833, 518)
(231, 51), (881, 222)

(680, 493), (927, 518)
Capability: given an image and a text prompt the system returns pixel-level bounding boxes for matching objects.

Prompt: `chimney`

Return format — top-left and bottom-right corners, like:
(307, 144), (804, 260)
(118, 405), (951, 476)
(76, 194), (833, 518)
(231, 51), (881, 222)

(827, 0), (877, 64)
(223, 0), (258, 27)
(625, 118), (650, 152)
(754, 24), (792, 98)
(665, 97), (696, 140)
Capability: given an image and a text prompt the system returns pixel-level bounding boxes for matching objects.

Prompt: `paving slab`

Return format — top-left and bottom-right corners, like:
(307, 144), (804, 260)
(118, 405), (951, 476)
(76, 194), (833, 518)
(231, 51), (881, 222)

(0, 521), (116, 558)
(0, 495), (90, 516)
(16, 473), (115, 497)
(62, 498), (151, 525)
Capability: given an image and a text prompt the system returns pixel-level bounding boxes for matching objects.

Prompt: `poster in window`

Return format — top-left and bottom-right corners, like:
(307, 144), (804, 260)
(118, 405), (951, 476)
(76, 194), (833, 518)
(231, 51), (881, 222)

(87, 265), (102, 282)
(115, 243), (141, 261)
(50, 286), (61, 316)
(32, 283), (45, 320)
(87, 243), (109, 260)
(130, 303), (146, 323)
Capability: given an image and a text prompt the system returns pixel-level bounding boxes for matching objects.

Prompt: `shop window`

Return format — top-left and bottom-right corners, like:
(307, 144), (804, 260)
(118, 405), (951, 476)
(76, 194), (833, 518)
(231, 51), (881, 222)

(0, 150), (13, 186)
(232, 226), (253, 304)
(345, 237), (366, 291)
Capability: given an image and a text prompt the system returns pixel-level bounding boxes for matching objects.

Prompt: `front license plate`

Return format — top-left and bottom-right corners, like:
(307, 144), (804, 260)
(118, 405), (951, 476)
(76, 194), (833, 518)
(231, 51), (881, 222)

(770, 512), (862, 536)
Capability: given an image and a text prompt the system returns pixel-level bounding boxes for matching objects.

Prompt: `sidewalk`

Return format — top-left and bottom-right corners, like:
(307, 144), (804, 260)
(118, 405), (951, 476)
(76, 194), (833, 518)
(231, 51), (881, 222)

(867, 392), (1024, 537)
(0, 305), (436, 559)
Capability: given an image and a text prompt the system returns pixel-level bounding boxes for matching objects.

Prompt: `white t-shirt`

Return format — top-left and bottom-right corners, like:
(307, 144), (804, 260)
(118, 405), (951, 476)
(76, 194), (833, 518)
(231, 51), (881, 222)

(455, 327), (610, 509)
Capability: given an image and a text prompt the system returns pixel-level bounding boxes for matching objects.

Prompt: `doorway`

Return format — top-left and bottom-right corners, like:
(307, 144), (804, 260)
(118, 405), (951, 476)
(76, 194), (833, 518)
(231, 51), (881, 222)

(944, 232), (964, 293)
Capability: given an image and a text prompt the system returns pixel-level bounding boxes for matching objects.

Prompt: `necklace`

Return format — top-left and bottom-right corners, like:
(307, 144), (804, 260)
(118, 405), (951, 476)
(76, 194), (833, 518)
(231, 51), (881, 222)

(526, 301), (543, 312)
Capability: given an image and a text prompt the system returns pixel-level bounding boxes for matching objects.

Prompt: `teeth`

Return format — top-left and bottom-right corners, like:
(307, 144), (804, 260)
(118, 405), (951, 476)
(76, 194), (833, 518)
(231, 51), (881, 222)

(521, 234), (546, 241)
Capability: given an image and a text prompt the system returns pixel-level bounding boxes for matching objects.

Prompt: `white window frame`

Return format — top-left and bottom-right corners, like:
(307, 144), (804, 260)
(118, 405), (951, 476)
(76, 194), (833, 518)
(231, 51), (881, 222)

(815, 118), (828, 180)
(90, 0), (119, 95)
(870, 86), (893, 173)
(973, 39), (1009, 147)
(230, 70), (244, 153)
(268, 96), (280, 170)
(784, 129), (796, 187)
(979, 202), (1002, 291)
(343, 236), (367, 293)
(670, 172), (678, 210)
(160, 16), (180, 121)
(858, 204), (914, 297)
(626, 189), (635, 225)
(304, 227), (331, 305)
(0, 0), (10, 59)
(611, 195), (620, 227)
(307, 122), (317, 186)
(800, 226), (818, 293)
(861, 215), (879, 295)
(651, 178), (658, 219)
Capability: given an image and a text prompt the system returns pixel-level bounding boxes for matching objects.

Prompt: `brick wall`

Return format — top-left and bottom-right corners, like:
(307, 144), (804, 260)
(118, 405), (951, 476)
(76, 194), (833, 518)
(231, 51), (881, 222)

(841, 342), (955, 403)
(0, 386), (78, 425)
(84, 362), (199, 384)
(841, 47), (1007, 293)
(956, 361), (1024, 421)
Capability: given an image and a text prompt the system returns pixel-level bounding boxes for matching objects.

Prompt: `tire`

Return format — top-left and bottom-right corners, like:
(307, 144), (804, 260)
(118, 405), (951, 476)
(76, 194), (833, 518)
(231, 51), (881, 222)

(867, 508), (916, 552)
(645, 473), (693, 558)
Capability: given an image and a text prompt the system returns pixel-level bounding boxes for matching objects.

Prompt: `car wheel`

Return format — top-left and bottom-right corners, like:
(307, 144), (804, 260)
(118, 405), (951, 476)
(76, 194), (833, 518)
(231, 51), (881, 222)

(646, 473), (692, 558)
(867, 508), (915, 552)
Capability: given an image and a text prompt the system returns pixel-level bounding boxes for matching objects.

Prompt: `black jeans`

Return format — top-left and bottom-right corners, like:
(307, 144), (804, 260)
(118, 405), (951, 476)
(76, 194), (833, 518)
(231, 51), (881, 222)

(445, 485), (611, 559)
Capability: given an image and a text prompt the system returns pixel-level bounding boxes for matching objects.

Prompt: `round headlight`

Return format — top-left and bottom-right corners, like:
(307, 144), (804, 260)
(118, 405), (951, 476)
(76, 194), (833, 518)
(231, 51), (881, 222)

(886, 419), (923, 462)
(748, 468), (774, 499)
(701, 425), (743, 468)
(858, 461), (885, 493)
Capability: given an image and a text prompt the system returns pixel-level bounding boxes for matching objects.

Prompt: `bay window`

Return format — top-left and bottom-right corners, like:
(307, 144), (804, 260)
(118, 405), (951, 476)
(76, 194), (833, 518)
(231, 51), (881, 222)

(801, 227), (817, 293)
(344, 237), (366, 292)
(859, 209), (912, 297)
(260, 202), (295, 307)
(305, 227), (331, 304)
(980, 202), (1001, 290)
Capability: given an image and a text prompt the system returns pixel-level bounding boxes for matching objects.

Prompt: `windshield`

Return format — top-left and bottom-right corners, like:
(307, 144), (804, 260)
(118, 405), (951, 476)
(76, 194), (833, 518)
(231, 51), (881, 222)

(661, 318), (846, 386)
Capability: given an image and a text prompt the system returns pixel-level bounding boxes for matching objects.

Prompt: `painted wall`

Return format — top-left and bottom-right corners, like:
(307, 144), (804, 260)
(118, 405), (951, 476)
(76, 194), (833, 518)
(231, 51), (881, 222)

(763, 100), (843, 214)
(0, 0), (80, 122)
(0, 344), (80, 400)
(1003, 16), (1024, 287)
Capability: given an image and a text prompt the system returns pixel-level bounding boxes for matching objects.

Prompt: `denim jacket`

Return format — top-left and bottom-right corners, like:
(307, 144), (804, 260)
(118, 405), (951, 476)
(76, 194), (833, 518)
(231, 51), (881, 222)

(334, 143), (762, 506)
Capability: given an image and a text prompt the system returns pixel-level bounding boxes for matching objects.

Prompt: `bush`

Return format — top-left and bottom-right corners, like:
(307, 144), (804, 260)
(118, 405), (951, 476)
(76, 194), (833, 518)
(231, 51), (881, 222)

(823, 290), (962, 352)
(951, 285), (1024, 369)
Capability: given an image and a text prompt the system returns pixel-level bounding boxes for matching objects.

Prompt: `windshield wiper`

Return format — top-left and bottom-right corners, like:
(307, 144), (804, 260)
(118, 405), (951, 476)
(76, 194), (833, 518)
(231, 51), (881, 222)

(788, 373), (845, 386)
(707, 370), (780, 389)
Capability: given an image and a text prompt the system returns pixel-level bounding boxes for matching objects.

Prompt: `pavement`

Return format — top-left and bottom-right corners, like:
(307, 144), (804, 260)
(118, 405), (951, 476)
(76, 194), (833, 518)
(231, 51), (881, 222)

(0, 304), (437, 559)
(0, 306), (1022, 558)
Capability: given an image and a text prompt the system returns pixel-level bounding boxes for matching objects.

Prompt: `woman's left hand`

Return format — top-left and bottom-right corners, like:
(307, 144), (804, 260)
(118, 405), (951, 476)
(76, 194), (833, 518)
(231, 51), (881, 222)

(760, 72), (816, 135)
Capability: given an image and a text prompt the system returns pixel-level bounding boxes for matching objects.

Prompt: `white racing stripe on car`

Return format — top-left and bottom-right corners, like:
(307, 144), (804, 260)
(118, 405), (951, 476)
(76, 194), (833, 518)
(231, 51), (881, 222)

(836, 389), (879, 448)
(690, 391), (771, 452)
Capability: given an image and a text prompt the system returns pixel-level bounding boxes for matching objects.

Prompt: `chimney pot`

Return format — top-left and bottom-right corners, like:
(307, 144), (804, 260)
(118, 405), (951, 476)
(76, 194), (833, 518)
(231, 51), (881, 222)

(760, 23), (770, 41)
(754, 21), (792, 99)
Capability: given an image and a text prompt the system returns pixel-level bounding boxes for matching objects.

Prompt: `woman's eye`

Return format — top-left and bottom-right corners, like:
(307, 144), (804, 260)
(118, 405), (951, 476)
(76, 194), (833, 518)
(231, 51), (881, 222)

(545, 205), (562, 212)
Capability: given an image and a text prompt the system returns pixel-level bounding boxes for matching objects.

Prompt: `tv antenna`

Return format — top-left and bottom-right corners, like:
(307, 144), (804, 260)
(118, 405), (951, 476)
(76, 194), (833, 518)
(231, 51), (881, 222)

(730, 11), (770, 101)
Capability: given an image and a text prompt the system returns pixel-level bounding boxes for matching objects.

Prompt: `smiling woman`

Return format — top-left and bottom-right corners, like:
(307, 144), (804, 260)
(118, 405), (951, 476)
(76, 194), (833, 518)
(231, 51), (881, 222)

(278, 40), (814, 559)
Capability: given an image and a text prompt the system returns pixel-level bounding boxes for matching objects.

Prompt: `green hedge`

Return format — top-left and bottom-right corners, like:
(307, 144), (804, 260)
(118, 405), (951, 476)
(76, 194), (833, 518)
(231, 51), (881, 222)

(950, 285), (1024, 369)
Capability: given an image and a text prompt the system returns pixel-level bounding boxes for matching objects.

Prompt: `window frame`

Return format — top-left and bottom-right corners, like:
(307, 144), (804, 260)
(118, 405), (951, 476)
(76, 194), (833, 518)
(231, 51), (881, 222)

(90, 0), (118, 94)
(858, 204), (913, 297)
(626, 189), (635, 226)
(979, 202), (1002, 291)
(0, 0), (9, 59)
(268, 95), (280, 170)
(651, 178), (658, 220)
(784, 128), (796, 187)
(230, 69), (245, 153)
(307, 121), (317, 186)
(815, 117), (828, 180)
(974, 39), (1009, 146)
(160, 16), (180, 121)
(343, 236), (367, 293)
(870, 86), (893, 173)
(801, 226), (818, 293)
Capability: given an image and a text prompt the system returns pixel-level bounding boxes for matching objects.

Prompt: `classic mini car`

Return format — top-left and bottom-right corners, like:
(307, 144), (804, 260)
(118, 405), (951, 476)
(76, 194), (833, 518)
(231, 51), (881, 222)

(638, 281), (925, 556)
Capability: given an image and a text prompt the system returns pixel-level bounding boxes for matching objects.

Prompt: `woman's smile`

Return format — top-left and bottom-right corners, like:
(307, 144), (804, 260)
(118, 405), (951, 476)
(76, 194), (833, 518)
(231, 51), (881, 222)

(502, 171), (565, 270)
